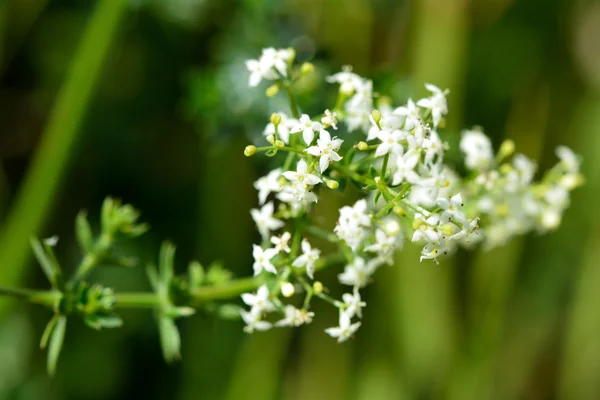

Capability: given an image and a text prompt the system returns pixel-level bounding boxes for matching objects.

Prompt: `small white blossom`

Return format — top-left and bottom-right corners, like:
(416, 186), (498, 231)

(327, 67), (364, 95)
(275, 305), (314, 327)
(338, 257), (381, 288)
(305, 130), (343, 172)
(271, 232), (291, 254)
(437, 193), (465, 224)
(250, 202), (284, 240)
(391, 152), (420, 186)
(325, 311), (361, 343)
(241, 309), (272, 333)
(322, 109), (338, 130)
(460, 129), (494, 170)
(292, 114), (323, 145)
(416, 83), (448, 127)
(556, 146), (580, 173)
(342, 287), (366, 319)
(394, 99), (421, 131)
(254, 168), (282, 205)
(283, 159), (322, 187)
(292, 239), (320, 279)
(364, 228), (398, 265)
(241, 284), (276, 313)
(252, 245), (277, 275)
(375, 129), (406, 157)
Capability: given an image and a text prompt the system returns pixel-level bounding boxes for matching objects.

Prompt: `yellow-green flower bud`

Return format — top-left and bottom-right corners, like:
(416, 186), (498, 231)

(301, 62), (314, 75)
(275, 140), (285, 148)
(266, 134), (275, 144)
(498, 139), (515, 161)
(266, 84), (279, 97)
(244, 145), (256, 157)
(393, 205), (405, 216)
(357, 141), (369, 151)
(326, 179), (339, 189)
(281, 282), (295, 298)
(412, 218), (423, 230)
(371, 109), (382, 124)
(440, 223), (454, 236)
(271, 113), (282, 126)
(313, 281), (323, 294)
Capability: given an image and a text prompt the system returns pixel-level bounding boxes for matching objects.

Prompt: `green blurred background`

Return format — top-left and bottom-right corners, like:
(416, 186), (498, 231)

(0, 0), (599, 399)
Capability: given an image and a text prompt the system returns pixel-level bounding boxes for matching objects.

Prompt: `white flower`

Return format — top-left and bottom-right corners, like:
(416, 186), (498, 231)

(556, 146), (580, 173)
(364, 229), (398, 265)
(245, 59), (276, 87)
(263, 113), (296, 144)
(375, 129), (406, 157)
(411, 213), (442, 243)
(250, 202), (284, 240)
(335, 199), (372, 251)
(326, 67), (364, 94)
(275, 305), (314, 327)
(460, 129), (494, 170)
(292, 239), (320, 279)
(283, 159), (322, 187)
(322, 109), (338, 130)
(394, 99), (421, 131)
(325, 311), (361, 343)
(450, 217), (480, 243)
(241, 284), (276, 313)
(254, 168), (282, 205)
(292, 114), (323, 145)
(241, 309), (272, 333)
(261, 47), (292, 77)
(437, 193), (465, 224)
(391, 152), (420, 186)
(271, 232), (291, 254)
(416, 83), (448, 127)
(342, 287), (366, 318)
(338, 257), (381, 288)
(419, 242), (450, 264)
(305, 130), (343, 172)
(252, 245), (277, 275)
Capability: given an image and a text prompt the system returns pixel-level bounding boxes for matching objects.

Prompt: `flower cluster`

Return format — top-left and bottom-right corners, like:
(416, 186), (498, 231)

(240, 47), (582, 343)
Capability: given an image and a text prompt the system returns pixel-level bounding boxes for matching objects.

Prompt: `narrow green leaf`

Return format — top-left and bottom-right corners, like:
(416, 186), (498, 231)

(100, 197), (114, 234)
(75, 211), (94, 253)
(158, 316), (181, 363)
(30, 237), (61, 288)
(146, 264), (160, 292)
(159, 241), (175, 285)
(97, 314), (123, 329)
(188, 261), (205, 290)
(40, 314), (59, 349)
(47, 316), (67, 376)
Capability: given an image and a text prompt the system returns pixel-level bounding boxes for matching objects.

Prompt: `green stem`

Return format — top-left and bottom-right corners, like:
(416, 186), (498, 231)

(114, 292), (162, 309)
(381, 153), (389, 179)
(0, 0), (128, 313)
(283, 83), (300, 119)
(0, 286), (61, 307)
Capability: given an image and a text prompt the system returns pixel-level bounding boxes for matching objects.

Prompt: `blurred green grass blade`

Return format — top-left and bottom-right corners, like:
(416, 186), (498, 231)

(559, 95), (600, 400)
(0, 0), (128, 313)
(224, 330), (292, 400)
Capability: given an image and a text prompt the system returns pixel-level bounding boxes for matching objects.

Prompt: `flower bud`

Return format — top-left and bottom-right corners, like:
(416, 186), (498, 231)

(371, 109), (382, 125)
(275, 140), (285, 149)
(244, 145), (257, 157)
(498, 139), (515, 161)
(412, 218), (423, 230)
(500, 163), (512, 175)
(266, 84), (279, 97)
(393, 205), (405, 216)
(301, 62), (314, 75)
(313, 281), (323, 294)
(385, 220), (401, 236)
(440, 223), (454, 236)
(271, 113), (282, 126)
(326, 179), (339, 189)
(287, 48), (296, 62)
(357, 141), (369, 151)
(281, 282), (295, 298)
(266, 134), (275, 144)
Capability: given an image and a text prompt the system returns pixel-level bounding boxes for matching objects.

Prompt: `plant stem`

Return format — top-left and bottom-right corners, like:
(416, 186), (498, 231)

(191, 277), (264, 305)
(283, 83), (300, 119)
(0, 286), (61, 307)
(0, 0), (128, 313)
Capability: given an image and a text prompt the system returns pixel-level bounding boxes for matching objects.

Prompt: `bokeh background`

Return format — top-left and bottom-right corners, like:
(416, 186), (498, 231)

(0, 0), (599, 399)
